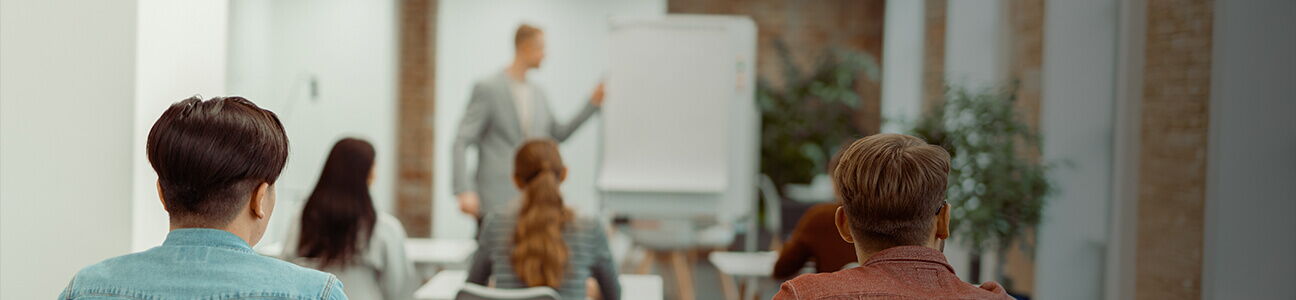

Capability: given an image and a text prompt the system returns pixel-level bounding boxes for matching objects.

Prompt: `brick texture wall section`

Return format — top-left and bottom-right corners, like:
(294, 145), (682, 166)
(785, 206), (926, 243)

(395, 0), (436, 238)
(1137, 0), (1212, 298)
(667, 0), (886, 134)
(921, 0), (947, 112)
(1002, 0), (1044, 295)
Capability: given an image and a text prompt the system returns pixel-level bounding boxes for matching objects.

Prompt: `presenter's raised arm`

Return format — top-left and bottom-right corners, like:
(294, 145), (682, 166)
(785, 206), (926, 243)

(548, 82), (603, 142)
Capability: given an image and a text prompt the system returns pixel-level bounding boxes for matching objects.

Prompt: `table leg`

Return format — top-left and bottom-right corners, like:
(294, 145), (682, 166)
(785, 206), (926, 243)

(670, 251), (695, 300)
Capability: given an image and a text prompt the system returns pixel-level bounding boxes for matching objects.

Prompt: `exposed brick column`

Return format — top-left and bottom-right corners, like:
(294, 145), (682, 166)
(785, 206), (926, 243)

(395, 0), (436, 237)
(920, 0), (947, 112)
(1002, 1), (1044, 294)
(1009, 0), (1044, 134)
(1136, 0), (1213, 298)
(667, 0), (886, 134)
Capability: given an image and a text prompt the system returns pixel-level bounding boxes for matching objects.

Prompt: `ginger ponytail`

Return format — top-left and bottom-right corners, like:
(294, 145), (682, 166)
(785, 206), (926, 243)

(511, 140), (572, 288)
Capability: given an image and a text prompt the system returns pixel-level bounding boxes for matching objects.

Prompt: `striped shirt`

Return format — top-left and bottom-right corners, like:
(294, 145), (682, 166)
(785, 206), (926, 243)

(467, 212), (620, 300)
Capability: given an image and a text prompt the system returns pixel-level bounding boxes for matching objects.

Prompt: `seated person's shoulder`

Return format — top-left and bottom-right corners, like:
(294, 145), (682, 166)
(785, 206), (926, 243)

(779, 268), (1013, 300)
(776, 267), (862, 299)
(246, 251), (342, 287)
(66, 248), (342, 299)
(572, 215), (602, 229)
(374, 212), (409, 238)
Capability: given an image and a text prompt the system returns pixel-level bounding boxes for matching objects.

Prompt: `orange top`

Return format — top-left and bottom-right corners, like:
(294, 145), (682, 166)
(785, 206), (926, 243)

(772, 203), (857, 279)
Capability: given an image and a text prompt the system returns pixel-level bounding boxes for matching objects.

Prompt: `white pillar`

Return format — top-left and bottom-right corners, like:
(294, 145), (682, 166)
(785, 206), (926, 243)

(0, 0), (139, 297)
(880, 0), (926, 133)
(940, 0), (1010, 283)
(1035, 0), (1120, 299)
(131, 0), (230, 251)
(944, 0), (1010, 91)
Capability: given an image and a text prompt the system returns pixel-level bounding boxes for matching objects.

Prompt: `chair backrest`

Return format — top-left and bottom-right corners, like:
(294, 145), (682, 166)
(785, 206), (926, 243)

(758, 175), (783, 235)
(454, 283), (561, 300)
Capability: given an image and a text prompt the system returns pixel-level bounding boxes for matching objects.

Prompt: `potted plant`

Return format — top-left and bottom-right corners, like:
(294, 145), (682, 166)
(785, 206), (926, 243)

(757, 41), (880, 190)
(910, 84), (1053, 286)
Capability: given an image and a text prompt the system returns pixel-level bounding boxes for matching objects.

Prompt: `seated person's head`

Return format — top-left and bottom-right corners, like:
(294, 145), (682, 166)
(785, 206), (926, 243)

(147, 96), (288, 246)
(511, 139), (572, 288)
(297, 138), (377, 268)
(831, 133), (951, 255)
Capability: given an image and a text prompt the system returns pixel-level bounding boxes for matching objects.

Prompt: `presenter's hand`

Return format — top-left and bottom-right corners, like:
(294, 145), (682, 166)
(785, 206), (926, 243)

(590, 82), (605, 107)
(457, 192), (480, 218)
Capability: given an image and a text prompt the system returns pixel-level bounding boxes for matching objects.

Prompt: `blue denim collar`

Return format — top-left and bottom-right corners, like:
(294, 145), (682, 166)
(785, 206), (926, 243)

(162, 228), (254, 253)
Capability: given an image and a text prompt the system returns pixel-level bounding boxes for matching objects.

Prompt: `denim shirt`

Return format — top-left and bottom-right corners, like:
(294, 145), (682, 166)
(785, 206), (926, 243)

(59, 228), (347, 300)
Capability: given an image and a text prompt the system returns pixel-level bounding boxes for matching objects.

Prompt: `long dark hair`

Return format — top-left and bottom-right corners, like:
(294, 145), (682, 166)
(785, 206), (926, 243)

(510, 139), (573, 288)
(297, 138), (377, 269)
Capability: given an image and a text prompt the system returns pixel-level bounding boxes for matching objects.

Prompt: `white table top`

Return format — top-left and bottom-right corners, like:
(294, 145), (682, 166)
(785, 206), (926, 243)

(406, 238), (478, 265)
(415, 270), (467, 300)
(708, 251), (779, 277)
(414, 271), (664, 300)
(618, 274), (664, 300)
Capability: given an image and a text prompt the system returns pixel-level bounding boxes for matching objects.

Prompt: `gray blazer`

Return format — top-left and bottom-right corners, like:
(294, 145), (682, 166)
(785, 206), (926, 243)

(452, 71), (599, 214)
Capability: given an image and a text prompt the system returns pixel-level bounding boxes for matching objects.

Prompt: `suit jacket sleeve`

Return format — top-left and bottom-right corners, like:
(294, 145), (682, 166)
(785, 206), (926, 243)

(548, 99), (599, 142)
(452, 82), (493, 195)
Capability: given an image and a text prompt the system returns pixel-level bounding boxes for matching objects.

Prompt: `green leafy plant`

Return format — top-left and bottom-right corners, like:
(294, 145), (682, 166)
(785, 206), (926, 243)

(757, 41), (880, 188)
(910, 84), (1053, 284)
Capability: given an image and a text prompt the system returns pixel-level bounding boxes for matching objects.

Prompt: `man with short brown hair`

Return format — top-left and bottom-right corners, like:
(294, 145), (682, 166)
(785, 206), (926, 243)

(452, 24), (605, 223)
(773, 133), (1010, 299)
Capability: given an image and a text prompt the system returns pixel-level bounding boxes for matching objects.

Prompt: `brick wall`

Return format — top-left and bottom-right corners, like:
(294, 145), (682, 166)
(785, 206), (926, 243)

(668, 0), (886, 134)
(1001, 0), (1044, 294)
(921, 0), (947, 112)
(395, 0), (436, 237)
(1136, 0), (1213, 298)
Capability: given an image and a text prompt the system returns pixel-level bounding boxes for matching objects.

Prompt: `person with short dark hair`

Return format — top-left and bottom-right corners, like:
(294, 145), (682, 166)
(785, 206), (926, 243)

(59, 96), (347, 300)
(773, 133), (1010, 300)
(283, 138), (417, 300)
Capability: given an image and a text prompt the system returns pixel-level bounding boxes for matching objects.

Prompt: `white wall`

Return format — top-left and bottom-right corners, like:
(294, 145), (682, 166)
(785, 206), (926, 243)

(880, 0), (925, 133)
(1034, 0), (1119, 299)
(226, 0), (399, 245)
(0, 0), (139, 297)
(434, 0), (666, 239)
(1203, 0), (1296, 298)
(131, 0), (230, 252)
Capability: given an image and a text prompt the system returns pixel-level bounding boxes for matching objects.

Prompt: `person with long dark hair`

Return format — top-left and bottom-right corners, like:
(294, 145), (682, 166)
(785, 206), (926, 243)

(466, 139), (620, 300)
(284, 138), (416, 300)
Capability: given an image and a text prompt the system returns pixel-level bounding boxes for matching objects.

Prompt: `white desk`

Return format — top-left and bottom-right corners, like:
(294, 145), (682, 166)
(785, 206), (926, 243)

(618, 274), (664, 300)
(709, 251), (777, 277)
(406, 238), (478, 266)
(415, 270), (467, 300)
(709, 251), (778, 299)
(414, 271), (664, 300)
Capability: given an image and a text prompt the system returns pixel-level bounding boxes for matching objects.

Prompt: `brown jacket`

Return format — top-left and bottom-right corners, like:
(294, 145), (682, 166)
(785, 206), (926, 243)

(773, 203), (857, 279)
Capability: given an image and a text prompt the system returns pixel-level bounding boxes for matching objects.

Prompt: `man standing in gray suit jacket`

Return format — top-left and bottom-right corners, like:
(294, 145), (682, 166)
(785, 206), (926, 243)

(452, 24), (604, 221)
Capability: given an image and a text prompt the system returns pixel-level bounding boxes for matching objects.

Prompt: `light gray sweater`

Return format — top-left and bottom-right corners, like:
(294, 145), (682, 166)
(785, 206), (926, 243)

(283, 213), (418, 300)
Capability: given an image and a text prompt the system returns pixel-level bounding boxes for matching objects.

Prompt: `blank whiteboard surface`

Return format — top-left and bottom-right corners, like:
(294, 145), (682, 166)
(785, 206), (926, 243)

(600, 23), (736, 193)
